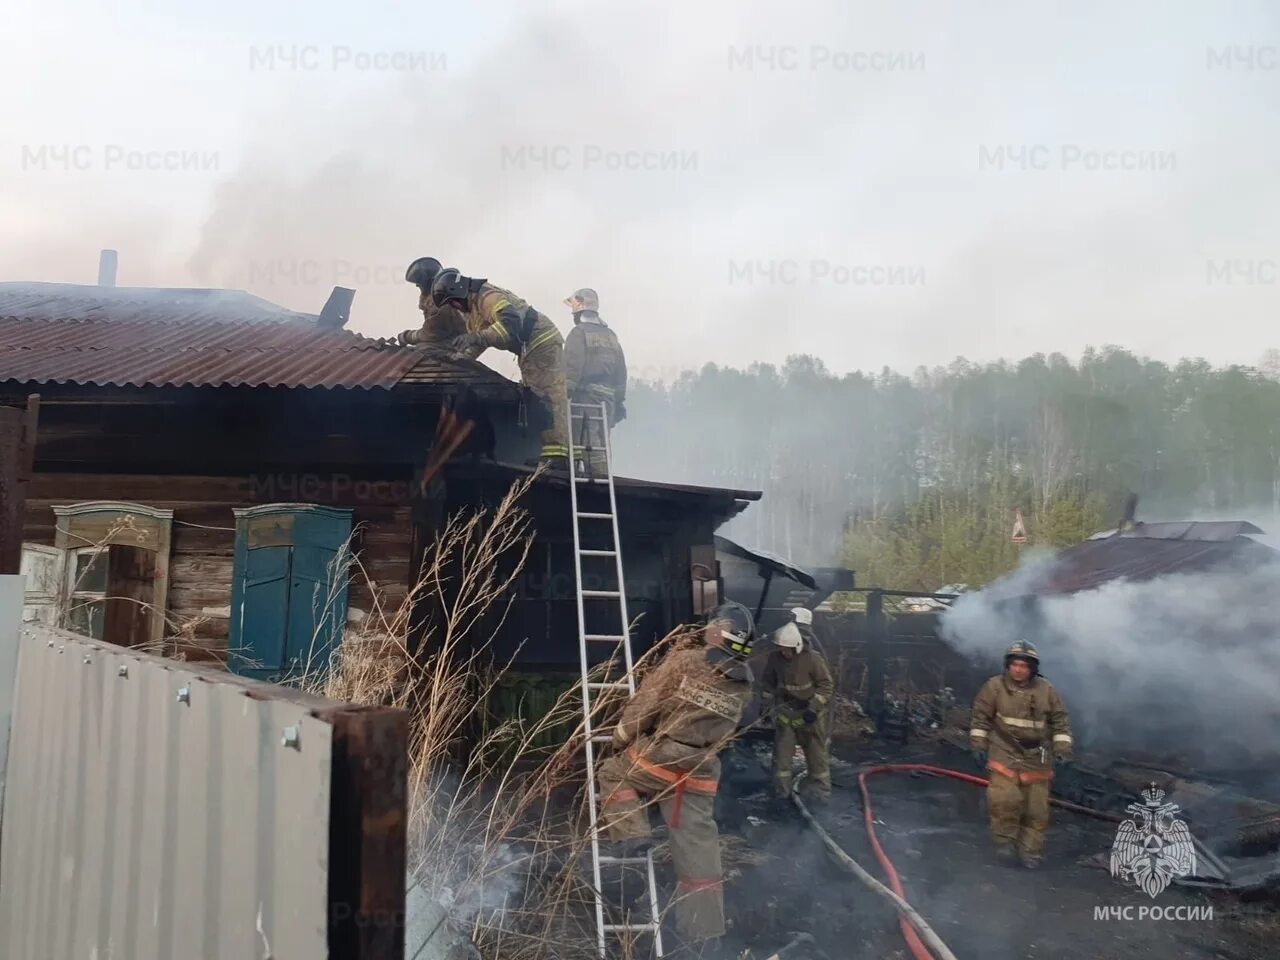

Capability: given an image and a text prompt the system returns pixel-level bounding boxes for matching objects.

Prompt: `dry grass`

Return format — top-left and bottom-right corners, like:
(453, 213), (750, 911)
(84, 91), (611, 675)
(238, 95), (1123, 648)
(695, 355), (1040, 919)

(306, 471), (698, 960)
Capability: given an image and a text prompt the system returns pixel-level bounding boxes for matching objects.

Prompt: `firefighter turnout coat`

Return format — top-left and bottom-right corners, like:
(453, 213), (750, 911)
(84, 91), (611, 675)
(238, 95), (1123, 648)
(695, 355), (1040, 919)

(969, 674), (1073, 779)
(461, 282), (569, 460)
(599, 644), (751, 940)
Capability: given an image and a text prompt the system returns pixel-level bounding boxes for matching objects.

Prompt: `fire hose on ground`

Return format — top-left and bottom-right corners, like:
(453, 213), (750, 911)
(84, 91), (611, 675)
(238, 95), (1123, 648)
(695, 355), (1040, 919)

(788, 763), (1134, 960)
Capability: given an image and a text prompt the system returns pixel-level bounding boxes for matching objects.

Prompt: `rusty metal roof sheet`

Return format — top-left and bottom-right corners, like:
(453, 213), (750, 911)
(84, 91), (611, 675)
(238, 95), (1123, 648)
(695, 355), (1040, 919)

(0, 285), (514, 390)
(990, 532), (1279, 600)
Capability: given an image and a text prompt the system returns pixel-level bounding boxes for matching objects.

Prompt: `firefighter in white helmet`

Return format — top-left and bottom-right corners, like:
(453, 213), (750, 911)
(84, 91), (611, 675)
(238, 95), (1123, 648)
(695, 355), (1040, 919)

(762, 615), (834, 802)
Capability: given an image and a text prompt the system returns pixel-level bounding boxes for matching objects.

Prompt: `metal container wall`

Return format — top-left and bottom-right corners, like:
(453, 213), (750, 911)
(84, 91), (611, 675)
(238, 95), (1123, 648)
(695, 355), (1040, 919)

(0, 626), (333, 960)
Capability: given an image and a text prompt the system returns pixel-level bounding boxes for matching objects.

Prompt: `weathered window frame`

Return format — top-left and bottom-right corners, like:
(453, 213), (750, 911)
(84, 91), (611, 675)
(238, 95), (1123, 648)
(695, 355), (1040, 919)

(52, 501), (174, 648)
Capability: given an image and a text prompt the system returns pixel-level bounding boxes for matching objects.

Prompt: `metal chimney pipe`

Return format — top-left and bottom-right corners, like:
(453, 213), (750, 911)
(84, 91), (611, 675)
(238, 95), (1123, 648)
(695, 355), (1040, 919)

(97, 250), (118, 287)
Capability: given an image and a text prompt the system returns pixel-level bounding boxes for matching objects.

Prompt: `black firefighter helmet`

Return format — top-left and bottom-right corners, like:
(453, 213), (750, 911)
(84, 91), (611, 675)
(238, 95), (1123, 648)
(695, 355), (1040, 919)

(1004, 639), (1040, 674)
(706, 601), (755, 659)
(431, 268), (477, 308)
(405, 256), (443, 289)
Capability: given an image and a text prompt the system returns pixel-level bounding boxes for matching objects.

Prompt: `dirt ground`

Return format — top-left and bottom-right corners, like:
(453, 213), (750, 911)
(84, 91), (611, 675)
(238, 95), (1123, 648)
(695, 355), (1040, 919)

(703, 739), (1276, 960)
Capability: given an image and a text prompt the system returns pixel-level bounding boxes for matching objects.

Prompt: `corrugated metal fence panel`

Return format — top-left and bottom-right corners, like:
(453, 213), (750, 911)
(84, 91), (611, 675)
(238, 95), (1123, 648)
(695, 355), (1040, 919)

(0, 628), (333, 960)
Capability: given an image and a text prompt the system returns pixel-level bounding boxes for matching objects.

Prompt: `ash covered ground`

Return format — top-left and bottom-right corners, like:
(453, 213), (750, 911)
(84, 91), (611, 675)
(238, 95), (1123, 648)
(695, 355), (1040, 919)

(700, 739), (1275, 960)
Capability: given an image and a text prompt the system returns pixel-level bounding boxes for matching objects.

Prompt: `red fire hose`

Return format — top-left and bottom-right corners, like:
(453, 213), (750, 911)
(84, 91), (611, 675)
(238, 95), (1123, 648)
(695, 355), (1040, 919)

(855, 764), (1122, 960)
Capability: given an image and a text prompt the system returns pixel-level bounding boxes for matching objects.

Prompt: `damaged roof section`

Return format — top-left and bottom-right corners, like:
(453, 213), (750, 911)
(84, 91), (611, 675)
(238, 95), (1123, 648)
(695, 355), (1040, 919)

(0, 281), (513, 392)
(998, 519), (1279, 599)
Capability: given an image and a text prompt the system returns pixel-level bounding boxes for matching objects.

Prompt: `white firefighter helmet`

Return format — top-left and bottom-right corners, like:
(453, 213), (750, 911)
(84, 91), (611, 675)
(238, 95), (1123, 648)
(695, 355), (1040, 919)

(791, 607), (813, 627)
(773, 622), (804, 652)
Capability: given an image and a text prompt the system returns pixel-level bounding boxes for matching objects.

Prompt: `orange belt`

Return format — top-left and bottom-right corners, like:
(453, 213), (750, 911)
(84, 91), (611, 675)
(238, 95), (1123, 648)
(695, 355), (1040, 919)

(676, 876), (722, 894)
(625, 746), (719, 830)
(987, 759), (1053, 785)
(603, 787), (640, 806)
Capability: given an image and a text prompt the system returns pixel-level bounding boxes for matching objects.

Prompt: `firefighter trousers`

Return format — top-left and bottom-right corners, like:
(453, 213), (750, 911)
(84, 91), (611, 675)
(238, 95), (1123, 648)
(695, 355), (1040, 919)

(986, 767), (1051, 858)
(772, 717), (831, 799)
(598, 743), (726, 941)
(520, 341), (570, 461)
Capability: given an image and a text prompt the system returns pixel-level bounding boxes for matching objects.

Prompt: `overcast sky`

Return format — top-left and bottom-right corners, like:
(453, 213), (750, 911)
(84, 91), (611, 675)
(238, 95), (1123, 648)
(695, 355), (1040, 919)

(3, 0), (1278, 381)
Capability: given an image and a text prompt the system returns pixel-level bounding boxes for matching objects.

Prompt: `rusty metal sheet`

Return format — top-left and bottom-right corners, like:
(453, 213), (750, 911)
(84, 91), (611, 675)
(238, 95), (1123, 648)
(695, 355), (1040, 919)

(0, 296), (514, 391)
(0, 626), (350, 960)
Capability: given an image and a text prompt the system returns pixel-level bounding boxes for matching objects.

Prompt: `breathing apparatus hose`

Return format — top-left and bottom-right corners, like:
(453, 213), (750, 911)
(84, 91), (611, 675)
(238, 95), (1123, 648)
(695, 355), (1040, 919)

(789, 763), (1127, 960)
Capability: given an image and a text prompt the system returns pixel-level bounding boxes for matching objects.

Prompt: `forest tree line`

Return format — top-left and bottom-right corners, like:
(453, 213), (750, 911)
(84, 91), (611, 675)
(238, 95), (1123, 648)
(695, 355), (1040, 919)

(613, 347), (1280, 591)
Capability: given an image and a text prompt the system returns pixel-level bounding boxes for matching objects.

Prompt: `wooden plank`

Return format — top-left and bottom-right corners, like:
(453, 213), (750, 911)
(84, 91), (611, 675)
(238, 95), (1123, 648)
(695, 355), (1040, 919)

(0, 396), (39, 573)
(327, 707), (407, 960)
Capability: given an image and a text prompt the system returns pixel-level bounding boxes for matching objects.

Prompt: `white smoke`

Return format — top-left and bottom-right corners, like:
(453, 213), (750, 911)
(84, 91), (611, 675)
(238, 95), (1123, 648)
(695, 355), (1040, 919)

(941, 554), (1280, 777)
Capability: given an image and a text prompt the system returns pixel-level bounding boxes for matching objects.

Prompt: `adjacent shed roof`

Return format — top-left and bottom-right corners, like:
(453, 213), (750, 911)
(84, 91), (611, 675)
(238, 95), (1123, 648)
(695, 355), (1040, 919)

(0, 282), (512, 391)
(992, 520), (1279, 599)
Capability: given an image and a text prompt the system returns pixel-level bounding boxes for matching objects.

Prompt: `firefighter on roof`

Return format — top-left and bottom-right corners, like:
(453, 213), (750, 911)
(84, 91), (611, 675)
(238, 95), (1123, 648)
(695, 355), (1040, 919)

(430, 268), (570, 467)
(762, 615), (834, 802)
(563, 288), (627, 474)
(597, 602), (755, 943)
(969, 640), (1073, 868)
(395, 257), (481, 357)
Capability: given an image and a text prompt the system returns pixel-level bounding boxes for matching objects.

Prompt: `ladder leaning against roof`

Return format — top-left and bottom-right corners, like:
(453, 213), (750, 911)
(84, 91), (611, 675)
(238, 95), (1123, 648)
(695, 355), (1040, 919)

(567, 398), (665, 958)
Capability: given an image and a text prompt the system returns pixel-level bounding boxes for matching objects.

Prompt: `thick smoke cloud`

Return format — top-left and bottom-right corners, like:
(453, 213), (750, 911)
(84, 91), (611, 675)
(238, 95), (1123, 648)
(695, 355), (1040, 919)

(941, 554), (1280, 777)
(7, 1), (1280, 376)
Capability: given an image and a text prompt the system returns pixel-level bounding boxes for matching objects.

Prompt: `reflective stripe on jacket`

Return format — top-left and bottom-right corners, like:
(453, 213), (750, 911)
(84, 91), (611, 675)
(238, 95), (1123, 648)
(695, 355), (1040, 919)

(969, 674), (1072, 775)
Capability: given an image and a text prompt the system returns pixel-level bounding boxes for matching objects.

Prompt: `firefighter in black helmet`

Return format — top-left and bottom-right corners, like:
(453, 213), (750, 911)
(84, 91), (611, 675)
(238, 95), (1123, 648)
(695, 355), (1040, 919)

(597, 602), (755, 943)
(431, 268), (570, 467)
(969, 640), (1074, 868)
(395, 256), (481, 356)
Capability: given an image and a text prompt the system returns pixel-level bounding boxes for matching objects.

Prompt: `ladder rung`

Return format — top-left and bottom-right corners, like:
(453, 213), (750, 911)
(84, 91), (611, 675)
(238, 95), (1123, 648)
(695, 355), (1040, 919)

(590, 735), (613, 744)
(604, 923), (660, 933)
(583, 590), (622, 599)
(587, 681), (630, 691)
(576, 511), (614, 520)
(573, 476), (611, 484)
(579, 549), (617, 557)
(584, 633), (626, 643)
(597, 855), (651, 865)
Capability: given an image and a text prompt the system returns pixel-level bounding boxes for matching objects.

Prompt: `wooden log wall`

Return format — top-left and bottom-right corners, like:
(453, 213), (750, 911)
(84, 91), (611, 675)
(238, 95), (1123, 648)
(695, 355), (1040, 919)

(23, 473), (413, 663)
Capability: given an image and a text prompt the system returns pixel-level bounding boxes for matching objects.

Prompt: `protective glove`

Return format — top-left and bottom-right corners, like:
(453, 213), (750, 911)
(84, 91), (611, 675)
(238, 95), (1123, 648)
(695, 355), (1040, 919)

(972, 748), (987, 768)
(450, 333), (482, 354)
(610, 725), (631, 751)
(615, 400), (627, 423)
(802, 708), (819, 725)
(1054, 753), (1073, 769)
(396, 329), (418, 347)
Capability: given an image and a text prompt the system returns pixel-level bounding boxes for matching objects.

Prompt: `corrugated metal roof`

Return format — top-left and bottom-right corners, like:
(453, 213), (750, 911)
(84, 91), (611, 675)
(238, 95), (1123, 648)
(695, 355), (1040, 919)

(1086, 520), (1265, 542)
(992, 531), (1278, 599)
(0, 285), (514, 390)
(0, 281), (308, 323)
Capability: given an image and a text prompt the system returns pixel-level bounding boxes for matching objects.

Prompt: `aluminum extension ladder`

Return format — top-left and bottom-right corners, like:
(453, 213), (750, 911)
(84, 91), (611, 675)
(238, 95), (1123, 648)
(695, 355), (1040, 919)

(567, 399), (665, 959)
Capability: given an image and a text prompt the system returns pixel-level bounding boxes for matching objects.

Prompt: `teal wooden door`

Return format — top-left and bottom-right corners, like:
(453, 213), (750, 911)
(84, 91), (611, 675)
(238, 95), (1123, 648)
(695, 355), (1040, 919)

(230, 504), (353, 681)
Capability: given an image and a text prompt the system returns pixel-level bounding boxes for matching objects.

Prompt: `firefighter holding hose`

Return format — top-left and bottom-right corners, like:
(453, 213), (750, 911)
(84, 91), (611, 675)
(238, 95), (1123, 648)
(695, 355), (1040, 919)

(969, 640), (1073, 868)
(597, 602), (756, 946)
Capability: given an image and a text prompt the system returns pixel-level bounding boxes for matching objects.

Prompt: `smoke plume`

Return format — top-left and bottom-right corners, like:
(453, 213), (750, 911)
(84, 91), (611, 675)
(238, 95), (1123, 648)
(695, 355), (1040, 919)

(941, 554), (1280, 777)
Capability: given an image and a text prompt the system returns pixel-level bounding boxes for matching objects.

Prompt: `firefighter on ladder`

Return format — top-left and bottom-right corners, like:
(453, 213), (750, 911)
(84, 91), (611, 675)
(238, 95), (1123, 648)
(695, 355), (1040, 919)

(430, 268), (571, 468)
(563, 287), (627, 475)
(597, 602), (756, 947)
(969, 640), (1073, 868)
(762, 617), (834, 804)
